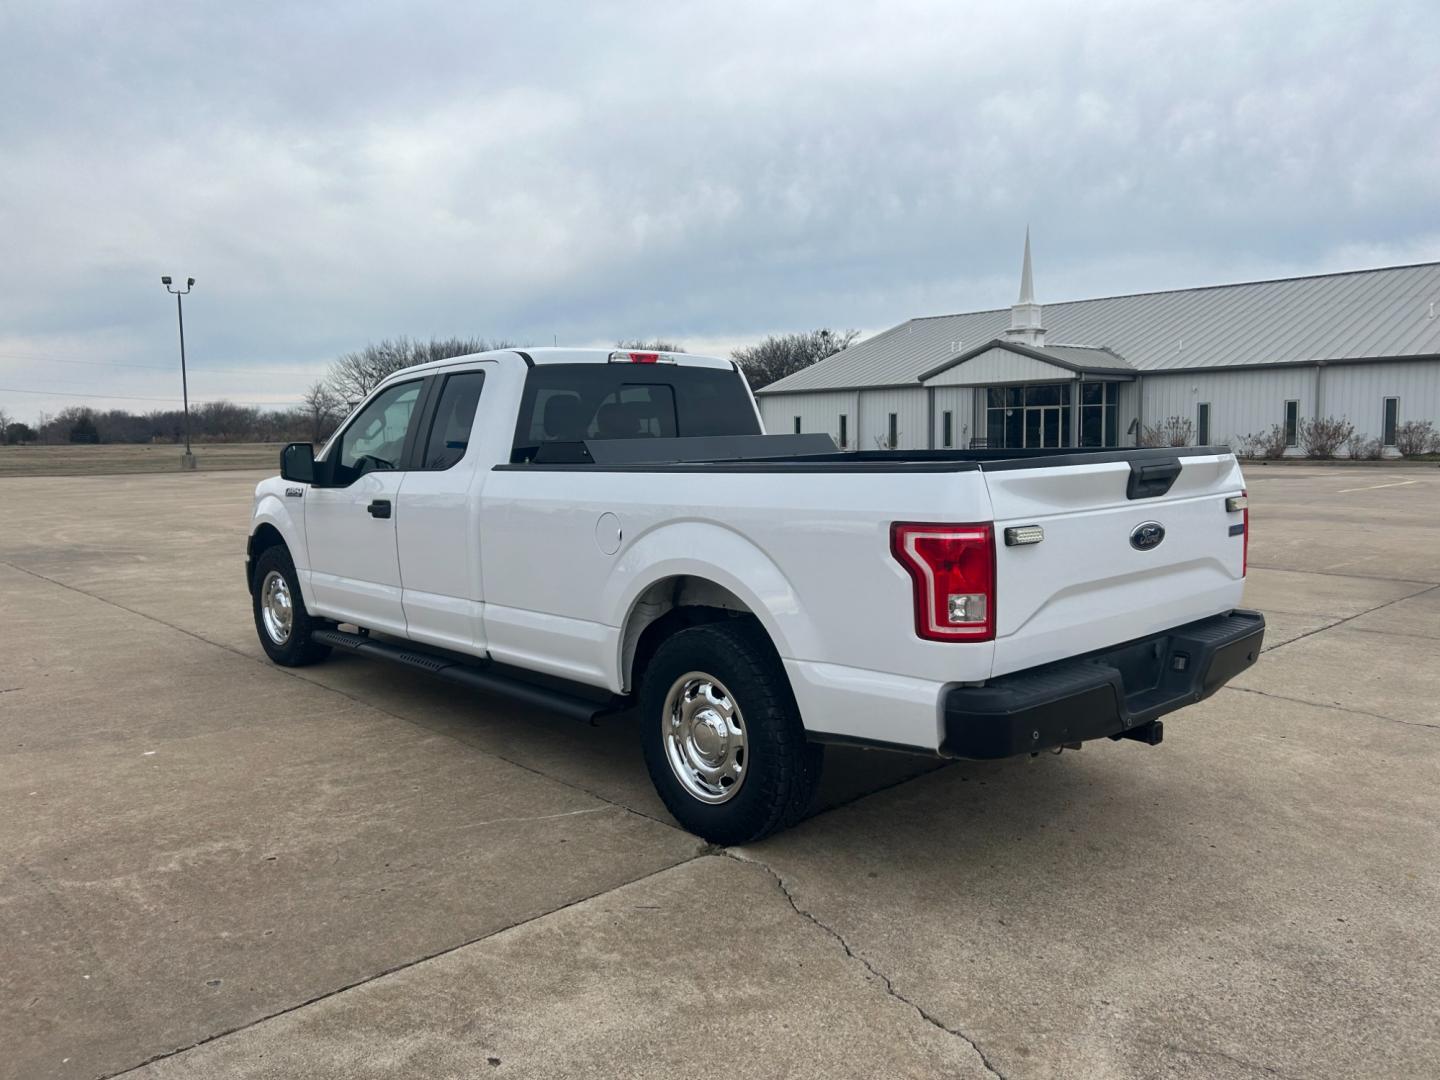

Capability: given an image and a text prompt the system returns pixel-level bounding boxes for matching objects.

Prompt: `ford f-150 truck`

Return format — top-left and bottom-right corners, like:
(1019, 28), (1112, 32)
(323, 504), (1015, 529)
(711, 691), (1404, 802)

(246, 348), (1263, 843)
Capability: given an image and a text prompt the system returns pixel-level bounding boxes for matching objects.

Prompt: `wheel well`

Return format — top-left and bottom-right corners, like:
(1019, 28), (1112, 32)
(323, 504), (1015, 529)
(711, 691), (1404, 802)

(247, 524), (287, 593)
(622, 576), (773, 693)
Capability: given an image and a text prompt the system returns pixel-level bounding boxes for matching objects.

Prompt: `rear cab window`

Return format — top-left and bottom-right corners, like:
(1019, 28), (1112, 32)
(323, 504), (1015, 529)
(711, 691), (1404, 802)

(510, 363), (758, 463)
(420, 370), (487, 470)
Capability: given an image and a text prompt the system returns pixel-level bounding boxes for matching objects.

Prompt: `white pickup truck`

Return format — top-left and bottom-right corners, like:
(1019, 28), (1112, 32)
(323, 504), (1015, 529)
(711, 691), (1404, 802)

(247, 348), (1263, 842)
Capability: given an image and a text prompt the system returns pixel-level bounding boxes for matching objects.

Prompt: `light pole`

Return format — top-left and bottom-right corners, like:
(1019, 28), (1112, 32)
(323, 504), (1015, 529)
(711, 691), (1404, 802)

(161, 275), (196, 468)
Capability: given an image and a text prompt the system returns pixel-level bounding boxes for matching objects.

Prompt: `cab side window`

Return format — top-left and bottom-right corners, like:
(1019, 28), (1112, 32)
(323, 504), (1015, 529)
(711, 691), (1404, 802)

(421, 371), (486, 470)
(334, 380), (422, 483)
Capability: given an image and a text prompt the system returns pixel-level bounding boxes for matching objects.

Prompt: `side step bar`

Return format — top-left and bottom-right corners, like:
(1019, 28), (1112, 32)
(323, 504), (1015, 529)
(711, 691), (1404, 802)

(309, 628), (622, 724)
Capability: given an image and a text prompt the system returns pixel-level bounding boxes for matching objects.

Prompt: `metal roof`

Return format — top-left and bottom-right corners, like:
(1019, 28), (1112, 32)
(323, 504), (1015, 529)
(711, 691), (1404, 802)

(759, 261), (1440, 394)
(918, 341), (1135, 382)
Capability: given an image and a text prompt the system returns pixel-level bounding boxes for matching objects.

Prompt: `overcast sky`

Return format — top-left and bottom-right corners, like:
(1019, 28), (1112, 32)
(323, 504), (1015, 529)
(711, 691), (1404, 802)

(2, 0), (1438, 420)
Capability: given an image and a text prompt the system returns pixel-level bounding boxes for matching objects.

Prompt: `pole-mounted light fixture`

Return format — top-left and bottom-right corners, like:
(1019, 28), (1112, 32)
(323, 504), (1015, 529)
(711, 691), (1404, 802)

(162, 275), (196, 466)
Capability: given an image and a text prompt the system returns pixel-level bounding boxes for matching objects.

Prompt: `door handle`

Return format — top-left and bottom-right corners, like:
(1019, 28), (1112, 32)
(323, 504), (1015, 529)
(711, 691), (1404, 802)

(367, 499), (392, 519)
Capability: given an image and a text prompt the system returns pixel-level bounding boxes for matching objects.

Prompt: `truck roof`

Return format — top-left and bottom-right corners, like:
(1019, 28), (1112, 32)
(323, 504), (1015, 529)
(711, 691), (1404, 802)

(379, 347), (735, 383)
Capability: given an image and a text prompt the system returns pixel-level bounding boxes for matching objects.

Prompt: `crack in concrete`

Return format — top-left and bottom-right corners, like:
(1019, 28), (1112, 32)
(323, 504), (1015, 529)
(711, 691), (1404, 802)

(453, 805), (613, 829)
(726, 851), (1008, 1080)
(1156, 1039), (1307, 1080)
(1223, 684), (1439, 731)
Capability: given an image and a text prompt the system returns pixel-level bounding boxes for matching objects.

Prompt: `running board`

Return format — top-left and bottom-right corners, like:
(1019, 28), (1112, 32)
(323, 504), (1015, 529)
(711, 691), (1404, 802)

(309, 628), (621, 724)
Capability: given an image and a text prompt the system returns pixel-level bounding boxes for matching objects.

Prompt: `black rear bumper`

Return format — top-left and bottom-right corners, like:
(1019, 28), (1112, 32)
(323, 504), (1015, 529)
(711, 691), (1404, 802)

(940, 610), (1265, 759)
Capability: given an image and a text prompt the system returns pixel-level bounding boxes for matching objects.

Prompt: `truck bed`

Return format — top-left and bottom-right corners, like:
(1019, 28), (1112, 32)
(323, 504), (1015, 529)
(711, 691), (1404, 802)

(509, 433), (1230, 472)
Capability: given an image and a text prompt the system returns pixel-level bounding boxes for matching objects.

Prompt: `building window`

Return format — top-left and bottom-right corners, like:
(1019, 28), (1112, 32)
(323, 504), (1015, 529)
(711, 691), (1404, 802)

(887, 412), (898, 448)
(942, 410), (953, 448)
(1383, 397), (1399, 446)
(1284, 400), (1299, 447)
(1196, 402), (1211, 446)
(793, 416), (801, 434)
(838, 414), (848, 448)
(1078, 382), (1117, 448)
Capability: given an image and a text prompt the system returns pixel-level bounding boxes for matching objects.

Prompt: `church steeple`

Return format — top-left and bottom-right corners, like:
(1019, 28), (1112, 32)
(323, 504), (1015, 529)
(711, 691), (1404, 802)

(1004, 227), (1046, 346)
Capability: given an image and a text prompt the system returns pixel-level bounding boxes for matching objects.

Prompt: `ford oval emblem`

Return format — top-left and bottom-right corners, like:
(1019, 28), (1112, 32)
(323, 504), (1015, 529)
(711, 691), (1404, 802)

(1130, 521), (1166, 551)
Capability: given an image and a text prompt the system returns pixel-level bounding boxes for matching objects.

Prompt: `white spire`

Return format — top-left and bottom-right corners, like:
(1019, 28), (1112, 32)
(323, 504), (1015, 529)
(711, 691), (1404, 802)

(1005, 227), (1045, 346)
(1018, 225), (1035, 304)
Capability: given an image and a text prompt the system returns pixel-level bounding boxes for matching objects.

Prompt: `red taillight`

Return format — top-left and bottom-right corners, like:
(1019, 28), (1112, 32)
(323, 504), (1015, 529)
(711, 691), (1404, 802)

(1242, 488), (1249, 577)
(890, 522), (995, 642)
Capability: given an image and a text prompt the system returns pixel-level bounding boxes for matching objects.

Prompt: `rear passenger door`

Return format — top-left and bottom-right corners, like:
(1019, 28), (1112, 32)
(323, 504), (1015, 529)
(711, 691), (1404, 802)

(395, 367), (491, 654)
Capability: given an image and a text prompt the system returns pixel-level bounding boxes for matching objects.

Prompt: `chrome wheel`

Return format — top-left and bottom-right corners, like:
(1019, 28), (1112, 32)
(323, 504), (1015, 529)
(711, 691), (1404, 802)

(662, 672), (747, 804)
(260, 570), (294, 645)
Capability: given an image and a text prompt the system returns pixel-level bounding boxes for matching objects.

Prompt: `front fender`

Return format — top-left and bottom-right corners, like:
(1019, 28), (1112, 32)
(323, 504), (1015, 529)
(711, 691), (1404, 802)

(605, 520), (822, 668)
(248, 482), (310, 601)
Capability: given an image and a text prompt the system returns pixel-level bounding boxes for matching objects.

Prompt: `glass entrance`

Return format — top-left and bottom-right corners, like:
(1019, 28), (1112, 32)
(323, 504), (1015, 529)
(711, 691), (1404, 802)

(986, 384), (1071, 448)
(984, 381), (1121, 449)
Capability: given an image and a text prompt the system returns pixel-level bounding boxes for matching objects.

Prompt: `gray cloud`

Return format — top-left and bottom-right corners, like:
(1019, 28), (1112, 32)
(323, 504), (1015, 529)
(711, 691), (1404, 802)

(2, 0), (1437, 418)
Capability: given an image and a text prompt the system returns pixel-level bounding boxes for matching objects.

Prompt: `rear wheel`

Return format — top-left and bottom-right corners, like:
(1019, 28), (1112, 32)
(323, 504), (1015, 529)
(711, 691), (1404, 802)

(640, 621), (822, 844)
(251, 546), (332, 667)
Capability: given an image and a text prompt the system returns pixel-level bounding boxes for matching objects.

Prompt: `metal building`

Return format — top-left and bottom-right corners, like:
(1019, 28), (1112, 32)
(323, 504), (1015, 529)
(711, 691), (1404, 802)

(755, 233), (1440, 454)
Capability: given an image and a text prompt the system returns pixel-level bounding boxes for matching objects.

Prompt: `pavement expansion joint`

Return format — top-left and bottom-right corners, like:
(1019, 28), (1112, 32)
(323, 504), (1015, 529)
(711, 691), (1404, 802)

(723, 849), (1009, 1080)
(1224, 684), (1440, 732)
(1252, 580), (1440, 659)
(99, 852), (710, 1079)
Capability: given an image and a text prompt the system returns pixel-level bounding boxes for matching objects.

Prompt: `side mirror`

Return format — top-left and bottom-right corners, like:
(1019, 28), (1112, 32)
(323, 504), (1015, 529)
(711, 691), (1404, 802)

(280, 442), (315, 484)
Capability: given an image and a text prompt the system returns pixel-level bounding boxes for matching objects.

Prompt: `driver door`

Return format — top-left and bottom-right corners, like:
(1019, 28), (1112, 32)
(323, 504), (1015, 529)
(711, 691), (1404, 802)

(303, 378), (426, 635)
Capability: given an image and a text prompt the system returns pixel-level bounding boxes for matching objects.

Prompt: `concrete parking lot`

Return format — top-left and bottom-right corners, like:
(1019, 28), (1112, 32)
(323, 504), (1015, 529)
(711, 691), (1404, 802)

(2, 464), (1437, 1079)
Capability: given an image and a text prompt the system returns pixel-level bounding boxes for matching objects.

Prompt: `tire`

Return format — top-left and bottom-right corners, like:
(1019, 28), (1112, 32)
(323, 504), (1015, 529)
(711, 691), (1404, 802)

(251, 545), (332, 667)
(640, 620), (823, 844)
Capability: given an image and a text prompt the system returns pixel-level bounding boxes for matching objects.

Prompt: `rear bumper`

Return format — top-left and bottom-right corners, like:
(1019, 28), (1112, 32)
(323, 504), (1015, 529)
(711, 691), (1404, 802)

(940, 609), (1265, 759)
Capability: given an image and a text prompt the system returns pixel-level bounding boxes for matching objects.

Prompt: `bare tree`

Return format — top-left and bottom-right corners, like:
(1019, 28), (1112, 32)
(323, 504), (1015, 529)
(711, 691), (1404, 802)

(0, 405), (11, 440)
(301, 381), (342, 443)
(732, 329), (859, 391)
(325, 336), (514, 404)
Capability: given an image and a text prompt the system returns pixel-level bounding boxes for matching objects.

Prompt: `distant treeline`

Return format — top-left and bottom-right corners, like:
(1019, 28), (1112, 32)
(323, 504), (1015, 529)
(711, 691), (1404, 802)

(3, 402), (331, 447)
(1, 329), (855, 446)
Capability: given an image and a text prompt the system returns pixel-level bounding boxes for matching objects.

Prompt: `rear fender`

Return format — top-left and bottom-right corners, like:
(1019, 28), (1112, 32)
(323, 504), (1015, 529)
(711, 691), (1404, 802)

(605, 521), (820, 681)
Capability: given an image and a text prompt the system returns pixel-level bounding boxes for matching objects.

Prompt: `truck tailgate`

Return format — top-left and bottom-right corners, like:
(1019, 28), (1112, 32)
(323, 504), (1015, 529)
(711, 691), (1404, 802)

(982, 453), (1247, 678)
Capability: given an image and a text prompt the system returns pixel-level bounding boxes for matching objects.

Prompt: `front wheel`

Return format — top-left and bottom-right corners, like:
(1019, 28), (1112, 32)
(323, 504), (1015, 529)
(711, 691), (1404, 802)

(640, 621), (822, 844)
(251, 546), (332, 667)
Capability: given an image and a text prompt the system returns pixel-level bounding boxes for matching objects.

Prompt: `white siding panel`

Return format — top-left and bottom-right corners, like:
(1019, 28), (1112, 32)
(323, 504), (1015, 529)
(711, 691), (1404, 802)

(1117, 380), (1141, 446)
(931, 387), (975, 448)
(858, 388), (927, 450)
(926, 347), (1073, 386)
(1319, 360), (1440, 436)
(1142, 368), (1316, 448)
(757, 390), (858, 447)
